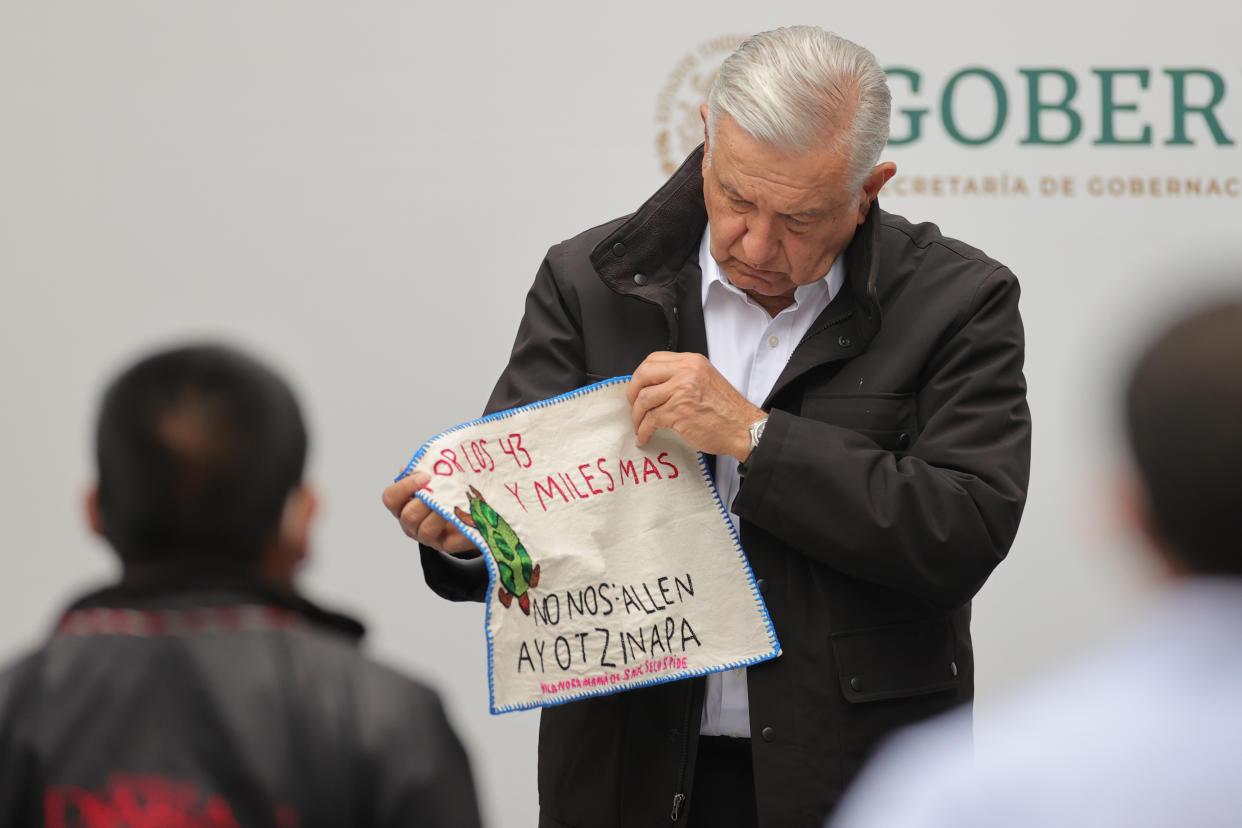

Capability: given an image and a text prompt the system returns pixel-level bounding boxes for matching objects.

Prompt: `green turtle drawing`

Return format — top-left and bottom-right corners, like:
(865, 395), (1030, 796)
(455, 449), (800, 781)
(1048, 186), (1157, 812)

(454, 485), (541, 615)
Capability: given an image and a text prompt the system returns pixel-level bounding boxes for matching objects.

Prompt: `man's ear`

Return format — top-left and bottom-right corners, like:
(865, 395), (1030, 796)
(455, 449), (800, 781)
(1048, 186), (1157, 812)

(855, 162), (897, 224)
(1115, 471), (1185, 577)
(700, 103), (711, 169)
(278, 485), (317, 561)
(259, 485), (317, 587)
(85, 485), (105, 537)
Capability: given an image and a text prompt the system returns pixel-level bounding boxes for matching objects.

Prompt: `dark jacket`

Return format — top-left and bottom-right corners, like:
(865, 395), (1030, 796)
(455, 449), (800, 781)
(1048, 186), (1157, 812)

(422, 147), (1032, 828)
(0, 571), (483, 828)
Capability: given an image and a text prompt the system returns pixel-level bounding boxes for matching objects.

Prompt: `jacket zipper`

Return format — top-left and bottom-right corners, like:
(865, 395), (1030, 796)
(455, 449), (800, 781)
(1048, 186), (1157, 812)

(798, 309), (855, 348)
(670, 687), (694, 822)
(670, 793), (686, 823)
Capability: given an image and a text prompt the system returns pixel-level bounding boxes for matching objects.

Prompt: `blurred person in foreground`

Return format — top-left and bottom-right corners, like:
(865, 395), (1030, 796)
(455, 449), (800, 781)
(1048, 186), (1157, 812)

(829, 296), (1242, 828)
(0, 344), (482, 828)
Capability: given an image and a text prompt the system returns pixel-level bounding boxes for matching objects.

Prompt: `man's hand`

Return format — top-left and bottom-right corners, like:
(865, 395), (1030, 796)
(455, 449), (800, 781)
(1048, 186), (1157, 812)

(627, 352), (765, 461)
(381, 471), (480, 557)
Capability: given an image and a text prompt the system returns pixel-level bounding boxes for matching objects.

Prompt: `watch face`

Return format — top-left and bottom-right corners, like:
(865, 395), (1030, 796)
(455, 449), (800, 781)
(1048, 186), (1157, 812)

(751, 418), (766, 447)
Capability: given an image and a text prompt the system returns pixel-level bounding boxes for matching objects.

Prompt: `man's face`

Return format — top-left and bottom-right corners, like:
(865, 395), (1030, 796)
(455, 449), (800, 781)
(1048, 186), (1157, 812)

(701, 110), (887, 312)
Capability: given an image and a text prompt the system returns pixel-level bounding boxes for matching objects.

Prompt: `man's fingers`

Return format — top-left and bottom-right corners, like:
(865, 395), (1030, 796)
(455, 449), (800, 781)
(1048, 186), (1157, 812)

(626, 353), (680, 404)
(634, 410), (659, 448)
(381, 470), (430, 518)
(419, 510), (480, 556)
(625, 370), (655, 406)
(442, 533), (481, 556)
(630, 383), (674, 433)
(628, 352), (714, 443)
(383, 470), (479, 556)
(398, 496), (434, 539)
(396, 493), (480, 555)
(381, 476), (419, 518)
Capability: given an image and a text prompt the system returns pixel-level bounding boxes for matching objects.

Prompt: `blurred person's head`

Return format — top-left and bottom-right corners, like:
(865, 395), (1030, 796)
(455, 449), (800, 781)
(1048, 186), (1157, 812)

(88, 344), (315, 586)
(1124, 296), (1242, 576)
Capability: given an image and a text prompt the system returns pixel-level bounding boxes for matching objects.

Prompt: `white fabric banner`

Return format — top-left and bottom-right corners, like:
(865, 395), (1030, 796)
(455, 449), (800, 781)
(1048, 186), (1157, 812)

(399, 378), (780, 714)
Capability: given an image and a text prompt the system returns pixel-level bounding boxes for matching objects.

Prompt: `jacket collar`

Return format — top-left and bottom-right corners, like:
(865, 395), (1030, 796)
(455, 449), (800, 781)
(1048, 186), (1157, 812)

(62, 565), (366, 641)
(589, 144), (884, 353)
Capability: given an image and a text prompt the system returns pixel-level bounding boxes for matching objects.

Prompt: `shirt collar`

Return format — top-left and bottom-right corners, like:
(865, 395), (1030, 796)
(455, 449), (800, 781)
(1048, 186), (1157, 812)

(62, 569), (367, 641)
(698, 225), (845, 312)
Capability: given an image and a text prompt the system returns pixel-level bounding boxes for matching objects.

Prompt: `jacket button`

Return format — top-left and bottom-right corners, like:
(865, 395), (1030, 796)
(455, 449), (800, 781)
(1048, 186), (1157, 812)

(849, 676), (862, 692)
(897, 432), (910, 449)
(756, 578), (768, 594)
(761, 726), (775, 742)
(838, 335), (853, 348)
(633, 273), (649, 286)
(950, 661), (959, 677)
(612, 242), (626, 257)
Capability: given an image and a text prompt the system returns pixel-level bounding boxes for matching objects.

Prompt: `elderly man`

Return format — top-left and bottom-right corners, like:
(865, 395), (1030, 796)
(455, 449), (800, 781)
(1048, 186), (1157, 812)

(829, 296), (1242, 828)
(0, 345), (482, 828)
(384, 26), (1030, 828)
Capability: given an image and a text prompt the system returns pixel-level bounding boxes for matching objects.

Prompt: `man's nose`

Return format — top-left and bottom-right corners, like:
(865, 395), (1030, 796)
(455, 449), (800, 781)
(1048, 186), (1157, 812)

(740, 216), (779, 266)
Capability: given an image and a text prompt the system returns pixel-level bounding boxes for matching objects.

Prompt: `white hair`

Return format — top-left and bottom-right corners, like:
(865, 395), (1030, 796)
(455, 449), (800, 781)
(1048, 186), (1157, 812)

(706, 26), (891, 194)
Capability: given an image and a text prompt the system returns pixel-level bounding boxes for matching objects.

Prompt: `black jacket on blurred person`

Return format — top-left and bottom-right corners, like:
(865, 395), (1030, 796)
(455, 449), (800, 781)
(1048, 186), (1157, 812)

(0, 345), (482, 828)
(0, 572), (479, 828)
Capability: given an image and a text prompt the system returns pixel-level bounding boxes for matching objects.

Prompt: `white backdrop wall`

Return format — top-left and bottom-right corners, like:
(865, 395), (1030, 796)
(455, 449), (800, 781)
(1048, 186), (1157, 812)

(3, 2), (1240, 826)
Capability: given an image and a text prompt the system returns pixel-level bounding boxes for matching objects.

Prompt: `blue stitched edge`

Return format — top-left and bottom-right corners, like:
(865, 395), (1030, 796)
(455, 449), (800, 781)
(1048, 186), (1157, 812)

(395, 376), (782, 715)
(395, 377), (632, 483)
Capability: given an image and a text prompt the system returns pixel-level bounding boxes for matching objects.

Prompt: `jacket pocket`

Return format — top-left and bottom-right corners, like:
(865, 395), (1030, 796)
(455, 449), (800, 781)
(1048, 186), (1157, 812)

(831, 616), (960, 703)
(799, 392), (917, 453)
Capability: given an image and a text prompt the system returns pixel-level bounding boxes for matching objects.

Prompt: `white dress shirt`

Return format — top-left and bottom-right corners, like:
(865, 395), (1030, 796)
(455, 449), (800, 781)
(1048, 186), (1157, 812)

(697, 226), (844, 738)
(829, 577), (1242, 828)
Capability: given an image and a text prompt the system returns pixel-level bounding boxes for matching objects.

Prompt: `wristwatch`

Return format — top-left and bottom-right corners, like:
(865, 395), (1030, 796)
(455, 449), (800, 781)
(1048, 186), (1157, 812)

(737, 416), (768, 478)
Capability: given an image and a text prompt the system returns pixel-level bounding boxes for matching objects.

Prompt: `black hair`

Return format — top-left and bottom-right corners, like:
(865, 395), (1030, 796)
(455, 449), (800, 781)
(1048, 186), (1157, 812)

(1125, 297), (1242, 575)
(94, 344), (307, 566)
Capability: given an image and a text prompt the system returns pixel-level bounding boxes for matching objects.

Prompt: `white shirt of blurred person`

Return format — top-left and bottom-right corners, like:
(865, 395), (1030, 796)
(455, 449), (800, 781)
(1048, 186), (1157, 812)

(828, 297), (1242, 828)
